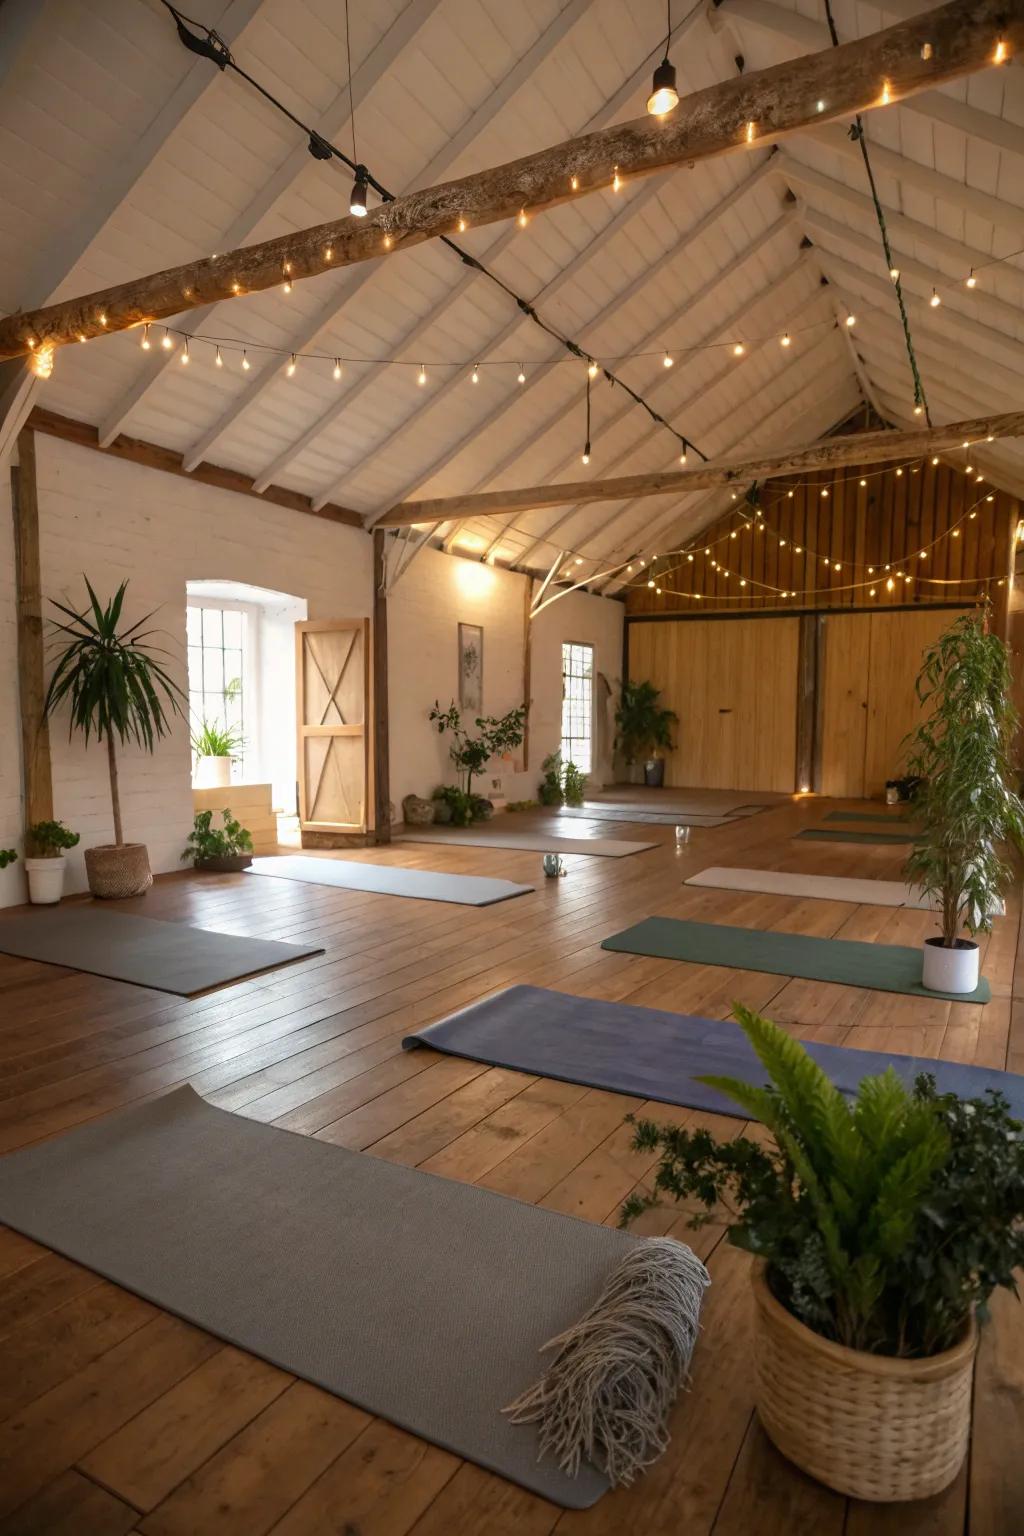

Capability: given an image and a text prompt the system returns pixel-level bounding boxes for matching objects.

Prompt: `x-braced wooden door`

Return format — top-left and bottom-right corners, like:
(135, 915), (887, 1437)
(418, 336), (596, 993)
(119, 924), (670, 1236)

(296, 619), (370, 839)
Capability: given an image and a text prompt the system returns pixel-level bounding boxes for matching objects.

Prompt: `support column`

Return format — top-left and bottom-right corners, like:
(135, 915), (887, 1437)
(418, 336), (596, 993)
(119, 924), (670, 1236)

(11, 426), (53, 826)
(372, 529), (391, 845)
(795, 613), (822, 795)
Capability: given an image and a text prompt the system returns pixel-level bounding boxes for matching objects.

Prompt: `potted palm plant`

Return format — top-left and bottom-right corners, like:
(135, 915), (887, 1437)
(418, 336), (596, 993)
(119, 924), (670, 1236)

(623, 1005), (1024, 1502)
(902, 609), (1024, 994)
(44, 579), (184, 899)
(191, 719), (245, 789)
(614, 679), (677, 786)
(24, 819), (80, 904)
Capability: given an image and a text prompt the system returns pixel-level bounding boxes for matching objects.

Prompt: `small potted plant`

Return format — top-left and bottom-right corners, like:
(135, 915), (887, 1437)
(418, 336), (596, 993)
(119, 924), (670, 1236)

(563, 759), (586, 807)
(902, 609), (1024, 994)
(182, 808), (254, 872)
(614, 679), (677, 787)
(191, 719), (245, 790)
(429, 701), (527, 802)
(538, 751), (564, 806)
(24, 819), (80, 904)
(622, 1004), (1024, 1503)
(44, 579), (184, 899)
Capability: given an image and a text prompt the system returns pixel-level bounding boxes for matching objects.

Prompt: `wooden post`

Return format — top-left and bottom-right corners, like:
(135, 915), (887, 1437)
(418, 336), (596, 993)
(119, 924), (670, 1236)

(991, 504), (1017, 642)
(11, 426), (53, 826)
(372, 530), (391, 845)
(522, 578), (533, 771)
(795, 613), (821, 794)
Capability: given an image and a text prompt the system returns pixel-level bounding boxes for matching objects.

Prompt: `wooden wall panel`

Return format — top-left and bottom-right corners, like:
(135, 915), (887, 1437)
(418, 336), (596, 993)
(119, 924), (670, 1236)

(819, 613), (870, 798)
(625, 455), (1019, 618)
(628, 617), (799, 791)
(863, 607), (960, 796)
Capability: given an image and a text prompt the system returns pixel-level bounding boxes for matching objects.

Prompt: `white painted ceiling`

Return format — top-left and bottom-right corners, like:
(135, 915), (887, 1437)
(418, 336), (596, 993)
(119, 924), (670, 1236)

(3, 0), (1022, 591)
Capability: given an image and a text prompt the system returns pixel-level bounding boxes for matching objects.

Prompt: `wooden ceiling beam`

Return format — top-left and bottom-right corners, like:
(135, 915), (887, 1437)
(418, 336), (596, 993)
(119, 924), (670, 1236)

(1, 0), (1017, 362)
(377, 408), (1024, 528)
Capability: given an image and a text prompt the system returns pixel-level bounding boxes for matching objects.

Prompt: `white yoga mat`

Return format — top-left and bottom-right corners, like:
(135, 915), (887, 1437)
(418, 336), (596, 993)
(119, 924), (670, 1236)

(246, 855), (532, 906)
(397, 829), (655, 858)
(685, 866), (932, 909)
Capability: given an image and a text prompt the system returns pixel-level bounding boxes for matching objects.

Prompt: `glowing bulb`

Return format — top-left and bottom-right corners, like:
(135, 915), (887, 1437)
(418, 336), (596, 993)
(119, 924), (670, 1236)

(517, 208), (527, 228)
(995, 38), (1008, 64)
(418, 364), (427, 386)
(180, 340), (190, 365)
(780, 332), (791, 347)
(966, 269), (977, 288)
(457, 217), (467, 233)
(241, 350), (250, 370)
(859, 478), (867, 487)
(582, 447), (591, 465)
(350, 170), (368, 217)
(687, 553), (694, 562)
(896, 467), (903, 477)
(932, 456), (939, 465)
(663, 352), (673, 368)
(383, 234), (393, 250)
(30, 344), (54, 380)
(919, 550), (926, 559)
(140, 325), (151, 350)
(930, 289), (941, 307)
(333, 359), (342, 381)
(889, 266), (900, 282)
(679, 449), (687, 464)
(730, 530), (738, 540)
(612, 167), (621, 192)
(816, 99), (825, 113)
(286, 354), (296, 377)
(324, 246), (333, 261)
(98, 313), (107, 327)
(575, 557), (583, 566)
(733, 342), (745, 357)
(471, 365), (479, 384)
(834, 564), (841, 572)
(788, 490), (794, 498)
(215, 346), (223, 368)
(881, 81), (891, 105)
(845, 313), (856, 327)
(870, 587), (876, 597)
(647, 57), (679, 116)
(821, 487), (829, 497)
(647, 579), (655, 589)
(886, 577), (895, 591)
(746, 121), (755, 143)
(914, 404), (923, 416)
(588, 360), (598, 378)
(161, 331), (173, 350)
(283, 277), (292, 294)
(739, 579), (747, 587)
(952, 528), (960, 538)
(570, 175), (579, 191)
(517, 366), (526, 384)
(921, 41), (933, 60)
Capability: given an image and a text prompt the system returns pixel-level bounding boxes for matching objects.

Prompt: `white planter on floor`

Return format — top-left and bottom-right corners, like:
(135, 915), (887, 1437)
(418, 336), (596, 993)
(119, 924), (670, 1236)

(194, 755), (232, 789)
(922, 937), (979, 994)
(25, 856), (65, 905)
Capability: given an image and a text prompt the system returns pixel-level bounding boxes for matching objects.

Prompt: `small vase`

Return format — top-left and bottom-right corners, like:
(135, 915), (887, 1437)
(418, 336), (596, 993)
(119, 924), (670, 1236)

(25, 856), (65, 904)
(194, 755), (232, 789)
(921, 937), (979, 994)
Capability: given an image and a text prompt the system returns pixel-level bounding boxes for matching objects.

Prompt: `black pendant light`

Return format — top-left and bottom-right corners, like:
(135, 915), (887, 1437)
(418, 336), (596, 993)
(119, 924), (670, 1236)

(350, 166), (369, 217)
(647, 0), (679, 115)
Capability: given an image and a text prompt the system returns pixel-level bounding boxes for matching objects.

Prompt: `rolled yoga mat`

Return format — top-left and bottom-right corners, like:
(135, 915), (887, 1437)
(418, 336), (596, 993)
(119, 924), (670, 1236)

(403, 984), (1023, 1117)
(0, 1085), (704, 1508)
(0, 907), (323, 996)
(397, 829), (655, 858)
(246, 854), (532, 906)
(600, 916), (991, 1003)
(795, 828), (920, 846)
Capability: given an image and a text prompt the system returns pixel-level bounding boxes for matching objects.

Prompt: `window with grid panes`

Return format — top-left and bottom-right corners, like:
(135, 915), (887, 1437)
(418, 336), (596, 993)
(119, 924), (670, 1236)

(186, 605), (246, 776)
(560, 642), (594, 775)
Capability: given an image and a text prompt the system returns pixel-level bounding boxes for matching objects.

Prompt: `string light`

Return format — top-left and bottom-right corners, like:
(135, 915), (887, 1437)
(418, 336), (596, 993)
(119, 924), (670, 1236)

(241, 349), (250, 370)
(663, 352), (673, 368)
(733, 342), (745, 357)
(161, 330), (173, 350)
(588, 360), (599, 378)
(517, 208), (528, 228)
(930, 288), (941, 307)
(780, 333), (791, 347)
(889, 266), (900, 282)
(215, 346), (223, 368)
(282, 264), (293, 293)
(140, 325), (151, 350)
(517, 365), (526, 384)
(30, 344), (54, 380)
(457, 217), (467, 233)
(285, 353), (297, 377)
(994, 37), (1008, 64)
(845, 313), (856, 327)
(966, 269), (977, 288)
(333, 359), (342, 380)
(612, 167), (621, 192)
(180, 338), (190, 365)
(471, 364), (480, 384)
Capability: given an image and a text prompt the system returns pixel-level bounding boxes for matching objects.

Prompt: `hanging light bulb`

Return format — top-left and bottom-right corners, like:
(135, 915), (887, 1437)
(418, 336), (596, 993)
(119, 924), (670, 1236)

(679, 448), (687, 464)
(457, 217), (467, 233)
(582, 441), (591, 465)
(733, 342), (745, 357)
(286, 353), (297, 377)
(588, 360), (599, 378)
(612, 166), (621, 192)
(215, 346), (223, 368)
(140, 325), (151, 350)
(180, 339), (190, 365)
(517, 208), (528, 228)
(30, 344), (54, 380)
(418, 363), (427, 386)
(966, 269), (977, 288)
(350, 167), (369, 217)
(333, 359), (342, 380)
(860, 478), (867, 487)
(845, 313), (856, 327)
(647, 0), (679, 117)
(930, 288), (941, 307)
(780, 332), (791, 347)
(994, 37), (1008, 64)
(517, 365), (526, 384)
(889, 266), (900, 282)
(932, 455), (939, 465)
(161, 330), (174, 350)
(663, 351), (673, 368)
(896, 467), (904, 476)
(647, 578), (655, 589)
(471, 364), (480, 384)
(241, 349), (251, 370)
(282, 263), (292, 293)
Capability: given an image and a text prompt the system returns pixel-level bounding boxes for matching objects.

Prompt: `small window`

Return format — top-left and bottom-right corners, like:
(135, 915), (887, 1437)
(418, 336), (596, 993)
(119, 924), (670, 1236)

(187, 604), (247, 775)
(561, 642), (594, 775)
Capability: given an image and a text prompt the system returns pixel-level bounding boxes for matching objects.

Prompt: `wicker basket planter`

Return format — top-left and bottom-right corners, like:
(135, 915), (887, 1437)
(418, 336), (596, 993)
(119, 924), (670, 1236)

(751, 1263), (977, 1502)
(84, 843), (153, 899)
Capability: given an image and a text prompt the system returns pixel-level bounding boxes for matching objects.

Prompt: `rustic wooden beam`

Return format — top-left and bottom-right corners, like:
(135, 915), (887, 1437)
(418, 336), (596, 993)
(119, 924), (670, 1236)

(25, 408), (363, 530)
(377, 409), (1024, 528)
(1, 0), (1018, 361)
(372, 530), (392, 845)
(11, 428), (53, 827)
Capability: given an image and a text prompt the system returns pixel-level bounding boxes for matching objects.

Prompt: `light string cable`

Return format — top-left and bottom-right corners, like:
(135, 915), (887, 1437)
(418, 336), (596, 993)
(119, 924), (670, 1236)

(822, 0), (931, 424)
(158, 0), (709, 462)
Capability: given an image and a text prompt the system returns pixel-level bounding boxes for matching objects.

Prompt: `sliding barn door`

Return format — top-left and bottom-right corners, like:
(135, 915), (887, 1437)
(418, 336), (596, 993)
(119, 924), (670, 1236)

(296, 620), (369, 834)
(629, 617), (799, 791)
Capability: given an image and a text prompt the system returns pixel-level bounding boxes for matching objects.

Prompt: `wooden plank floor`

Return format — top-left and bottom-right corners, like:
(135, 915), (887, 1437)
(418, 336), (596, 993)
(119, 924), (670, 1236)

(2, 793), (1023, 1534)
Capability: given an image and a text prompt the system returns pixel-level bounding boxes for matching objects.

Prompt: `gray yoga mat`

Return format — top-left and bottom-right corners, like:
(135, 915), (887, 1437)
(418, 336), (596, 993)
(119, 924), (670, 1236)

(0, 907), (323, 996)
(246, 855), (532, 906)
(0, 1085), (647, 1507)
(684, 866), (934, 909)
(397, 829), (655, 858)
(403, 985), (1023, 1118)
(600, 916), (991, 1002)
(555, 807), (737, 828)
(796, 828), (919, 845)
(825, 810), (914, 824)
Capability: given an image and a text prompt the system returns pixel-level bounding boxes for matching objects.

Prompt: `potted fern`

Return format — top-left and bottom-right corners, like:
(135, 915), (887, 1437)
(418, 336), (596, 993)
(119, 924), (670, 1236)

(614, 679), (677, 786)
(902, 610), (1024, 994)
(182, 808), (254, 871)
(623, 1005), (1024, 1502)
(44, 579), (184, 899)
(191, 718), (245, 789)
(24, 819), (80, 904)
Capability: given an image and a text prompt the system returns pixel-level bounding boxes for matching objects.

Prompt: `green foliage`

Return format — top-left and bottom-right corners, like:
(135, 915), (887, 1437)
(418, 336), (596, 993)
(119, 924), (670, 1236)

(182, 809), (253, 864)
(26, 820), (80, 859)
(615, 679), (677, 762)
(0, 849), (16, 870)
(902, 609), (1024, 947)
(44, 578), (183, 750)
(621, 1003), (1024, 1358)
(428, 701), (528, 797)
(506, 799), (538, 812)
(562, 759), (587, 807)
(191, 719), (245, 759)
(538, 751), (564, 806)
(433, 784), (476, 826)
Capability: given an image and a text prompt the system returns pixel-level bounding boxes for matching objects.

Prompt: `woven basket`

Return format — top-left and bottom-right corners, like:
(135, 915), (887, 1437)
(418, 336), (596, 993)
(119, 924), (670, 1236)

(84, 843), (153, 899)
(752, 1263), (976, 1502)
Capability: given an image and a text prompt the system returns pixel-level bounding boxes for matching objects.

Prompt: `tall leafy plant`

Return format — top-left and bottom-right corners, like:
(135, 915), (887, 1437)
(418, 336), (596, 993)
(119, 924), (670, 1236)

(615, 679), (677, 763)
(44, 580), (184, 847)
(903, 609), (1024, 948)
(428, 701), (527, 797)
(623, 1005), (1024, 1359)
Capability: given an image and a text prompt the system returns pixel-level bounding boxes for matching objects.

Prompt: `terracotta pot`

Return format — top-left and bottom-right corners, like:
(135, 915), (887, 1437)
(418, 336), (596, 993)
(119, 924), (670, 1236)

(84, 843), (153, 899)
(752, 1263), (976, 1502)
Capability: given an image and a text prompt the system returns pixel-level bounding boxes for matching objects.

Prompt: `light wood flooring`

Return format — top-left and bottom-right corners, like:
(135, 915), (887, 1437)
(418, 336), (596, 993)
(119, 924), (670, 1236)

(1, 792), (1022, 1535)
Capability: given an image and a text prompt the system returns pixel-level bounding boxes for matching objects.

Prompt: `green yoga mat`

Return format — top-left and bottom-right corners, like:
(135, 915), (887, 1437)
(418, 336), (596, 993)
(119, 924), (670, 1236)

(796, 828), (919, 846)
(601, 916), (990, 1002)
(825, 810), (915, 825)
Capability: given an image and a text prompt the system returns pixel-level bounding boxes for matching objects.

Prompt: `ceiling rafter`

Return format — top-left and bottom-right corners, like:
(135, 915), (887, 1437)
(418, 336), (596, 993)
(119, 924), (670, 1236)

(846, 309), (1024, 411)
(510, 252), (823, 567)
(873, 390), (1024, 499)
(189, 0), (601, 482)
(307, 0), (715, 517)
(96, 0), (446, 448)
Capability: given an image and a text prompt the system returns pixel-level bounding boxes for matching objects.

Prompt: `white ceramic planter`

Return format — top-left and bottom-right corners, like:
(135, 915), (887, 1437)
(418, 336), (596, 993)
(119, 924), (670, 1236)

(25, 856), (65, 905)
(922, 937), (980, 994)
(194, 755), (232, 789)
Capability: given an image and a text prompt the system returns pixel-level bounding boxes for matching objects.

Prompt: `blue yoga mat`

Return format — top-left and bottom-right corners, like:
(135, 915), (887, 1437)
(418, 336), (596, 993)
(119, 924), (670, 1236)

(402, 985), (1024, 1120)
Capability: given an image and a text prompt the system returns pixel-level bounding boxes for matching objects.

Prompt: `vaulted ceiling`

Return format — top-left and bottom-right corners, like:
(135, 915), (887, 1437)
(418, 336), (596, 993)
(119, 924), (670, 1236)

(4, 0), (1023, 590)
